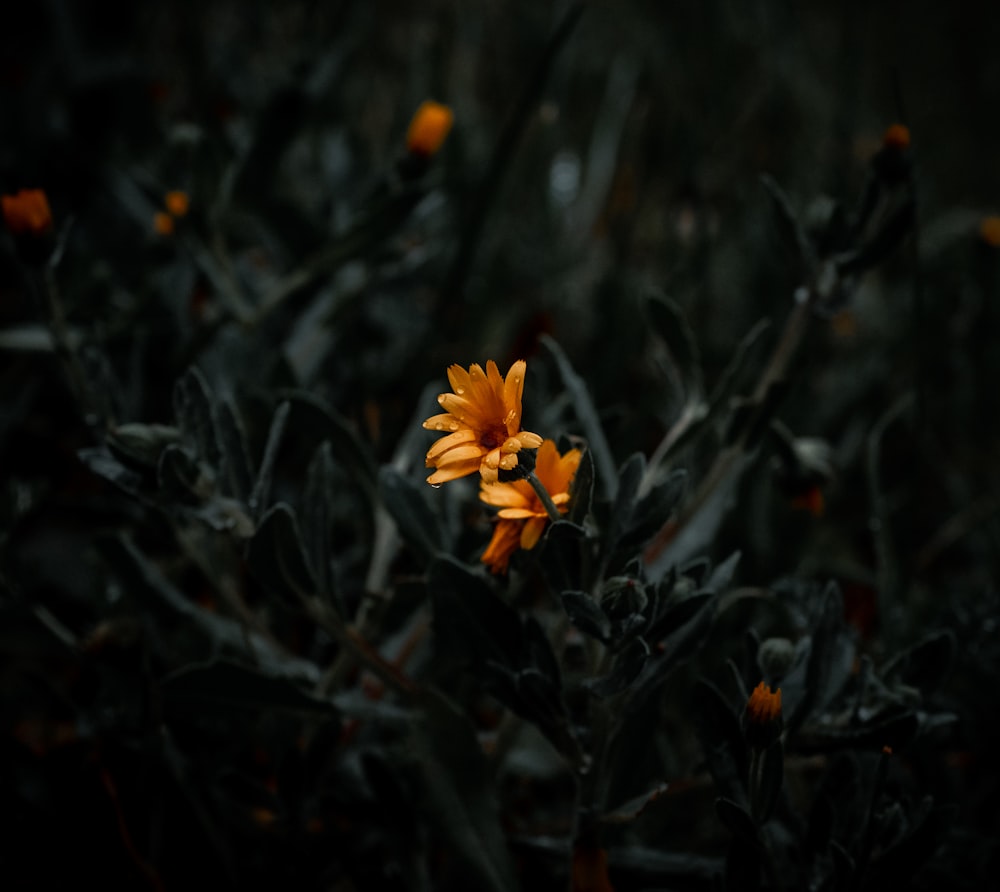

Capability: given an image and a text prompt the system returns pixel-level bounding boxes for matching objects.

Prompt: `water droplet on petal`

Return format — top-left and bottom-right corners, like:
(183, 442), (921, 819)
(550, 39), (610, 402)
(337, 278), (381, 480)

(448, 421), (460, 431)
(456, 385), (466, 394)
(504, 409), (517, 426)
(433, 422), (445, 430)
(430, 483), (442, 489)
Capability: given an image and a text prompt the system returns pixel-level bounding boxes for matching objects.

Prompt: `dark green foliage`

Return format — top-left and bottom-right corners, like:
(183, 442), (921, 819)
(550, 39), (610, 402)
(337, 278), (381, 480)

(2, 2), (997, 889)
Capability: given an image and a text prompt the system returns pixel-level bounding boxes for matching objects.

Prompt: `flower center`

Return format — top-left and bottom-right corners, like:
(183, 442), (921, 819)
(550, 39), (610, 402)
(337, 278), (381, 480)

(480, 426), (506, 450)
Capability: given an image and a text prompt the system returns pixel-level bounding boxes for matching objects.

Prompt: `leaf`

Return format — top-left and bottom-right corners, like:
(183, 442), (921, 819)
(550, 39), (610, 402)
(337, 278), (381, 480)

(249, 400), (291, 520)
(278, 389), (379, 499)
(760, 173), (817, 275)
(157, 444), (204, 503)
(409, 691), (520, 892)
(605, 452), (645, 553)
(541, 334), (617, 501)
(216, 397), (255, 502)
(643, 290), (703, 399)
(705, 318), (771, 417)
(789, 582), (852, 732)
(567, 445), (595, 526)
(645, 591), (715, 645)
(302, 442), (338, 598)
(161, 660), (337, 718)
(429, 557), (523, 669)
(715, 797), (758, 843)
(246, 502), (316, 603)
(96, 534), (319, 682)
(617, 469), (686, 553)
(692, 679), (748, 803)
(881, 630), (956, 694)
(78, 446), (146, 496)
(706, 550), (742, 594)
(584, 637), (650, 698)
(173, 366), (221, 466)
(601, 782), (670, 825)
(378, 465), (444, 563)
(561, 590), (611, 642)
(751, 740), (784, 824)
(107, 423), (182, 469)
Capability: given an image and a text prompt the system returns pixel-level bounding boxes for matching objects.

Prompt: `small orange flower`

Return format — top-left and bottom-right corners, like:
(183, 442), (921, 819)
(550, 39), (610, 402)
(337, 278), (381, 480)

(745, 681), (783, 749)
(164, 190), (190, 217)
(790, 484), (825, 518)
(979, 216), (1000, 248)
(882, 123), (910, 151)
(480, 439), (581, 573)
(153, 211), (175, 236)
(424, 359), (543, 486)
(2, 189), (53, 236)
(406, 100), (454, 157)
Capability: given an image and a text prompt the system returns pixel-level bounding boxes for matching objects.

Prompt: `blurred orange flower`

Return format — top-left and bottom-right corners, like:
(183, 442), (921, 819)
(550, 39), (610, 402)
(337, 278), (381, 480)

(979, 216), (1000, 248)
(406, 100), (454, 157)
(882, 123), (910, 151)
(2, 188), (52, 236)
(165, 190), (190, 217)
(153, 211), (175, 236)
(480, 439), (581, 573)
(424, 359), (543, 486)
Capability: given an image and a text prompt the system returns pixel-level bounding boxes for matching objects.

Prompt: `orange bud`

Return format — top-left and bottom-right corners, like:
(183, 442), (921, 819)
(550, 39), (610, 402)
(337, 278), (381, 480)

(790, 485), (825, 518)
(882, 123), (910, 151)
(745, 681), (783, 749)
(164, 190), (190, 217)
(2, 189), (53, 236)
(979, 216), (1000, 248)
(406, 100), (454, 157)
(153, 211), (175, 236)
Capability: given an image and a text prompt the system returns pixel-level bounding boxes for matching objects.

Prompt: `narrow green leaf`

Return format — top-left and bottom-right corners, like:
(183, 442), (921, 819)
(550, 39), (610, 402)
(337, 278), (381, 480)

(216, 397), (255, 502)
(378, 465), (445, 563)
(643, 290), (703, 399)
(249, 400), (291, 520)
(561, 590), (611, 642)
(246, 502), (316, 603)
(303, 442), (338, 598)
(715, 797), (758, 843)
(173, 366), (221, 467)
(409, 691), (519, 892)
(541, 334), (617, 501)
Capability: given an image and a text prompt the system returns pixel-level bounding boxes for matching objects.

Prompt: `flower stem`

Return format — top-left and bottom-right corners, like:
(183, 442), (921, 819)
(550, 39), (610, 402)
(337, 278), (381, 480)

(527, 470), (564, 522)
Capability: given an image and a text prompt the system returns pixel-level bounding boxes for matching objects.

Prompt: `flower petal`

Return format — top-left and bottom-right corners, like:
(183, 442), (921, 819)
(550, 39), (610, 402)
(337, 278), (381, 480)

(520, 517), (547, 550)
(502, 360), (526, 432)
(434, 443), (487, 466)
(498, 507), (544, 520)
(480, 483), (532, 509)
(515, 430), (544, 449)
(426, 428), (477, 462)
(427, 458), (481, 485)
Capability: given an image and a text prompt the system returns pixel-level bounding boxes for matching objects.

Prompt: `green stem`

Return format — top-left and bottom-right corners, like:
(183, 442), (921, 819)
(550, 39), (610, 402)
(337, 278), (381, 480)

(527, 470), (563, 522)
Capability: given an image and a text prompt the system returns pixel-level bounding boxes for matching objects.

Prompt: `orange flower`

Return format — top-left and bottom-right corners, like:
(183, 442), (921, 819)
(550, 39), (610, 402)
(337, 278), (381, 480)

(2, 189), (53, 236)
(882, 123), (910, 151)
(979, 216), (1000, 248)
(480, 439), (581, 573)
(406, 100), (454, 157)
(424, 360), (543, 486)
(745, 681), (783, 749)
(164, 190), (190, 217)
(153, 211), (175, 236)
(790, 484), (825, 518)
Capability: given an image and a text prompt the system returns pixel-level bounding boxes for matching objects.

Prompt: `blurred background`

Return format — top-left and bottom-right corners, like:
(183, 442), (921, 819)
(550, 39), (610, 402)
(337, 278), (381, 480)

(2, 0), (1000, 888)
